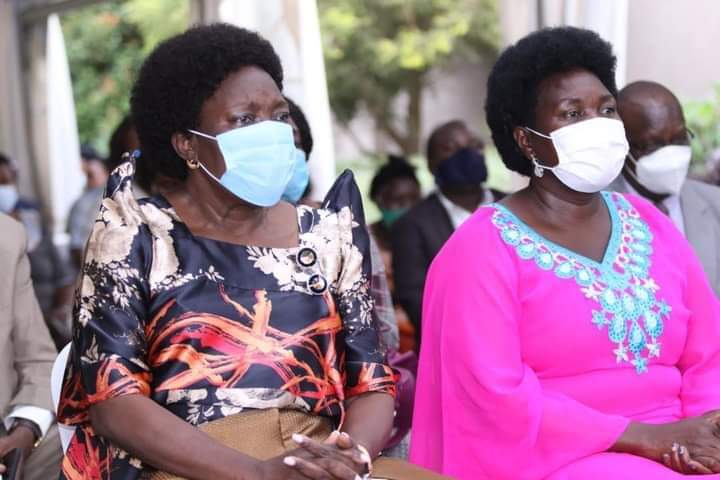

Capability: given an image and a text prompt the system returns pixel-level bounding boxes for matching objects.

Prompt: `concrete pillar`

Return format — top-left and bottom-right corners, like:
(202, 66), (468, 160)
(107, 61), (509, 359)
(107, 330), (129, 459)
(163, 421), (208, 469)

(0, 0), (36, 198)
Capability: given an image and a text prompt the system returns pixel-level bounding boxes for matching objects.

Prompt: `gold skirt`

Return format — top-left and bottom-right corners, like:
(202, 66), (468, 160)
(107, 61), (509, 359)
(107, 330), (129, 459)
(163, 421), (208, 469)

(145, 408), (450, 480)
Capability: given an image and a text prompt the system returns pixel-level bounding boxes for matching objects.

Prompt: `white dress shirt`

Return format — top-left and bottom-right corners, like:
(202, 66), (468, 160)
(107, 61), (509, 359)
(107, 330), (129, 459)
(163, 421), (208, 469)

(437, 188), (495, 230)
(623, 179), (686, 236)
(4, 405), (54, 437)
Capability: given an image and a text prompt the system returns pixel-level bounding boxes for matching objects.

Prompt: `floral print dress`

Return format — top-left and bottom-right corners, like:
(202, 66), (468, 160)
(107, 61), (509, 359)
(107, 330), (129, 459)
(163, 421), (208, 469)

(57, 162), (396, 479)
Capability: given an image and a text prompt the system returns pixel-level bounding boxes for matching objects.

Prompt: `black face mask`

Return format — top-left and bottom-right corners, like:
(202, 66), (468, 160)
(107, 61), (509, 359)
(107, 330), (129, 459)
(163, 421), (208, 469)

(433, 147), (488, 190)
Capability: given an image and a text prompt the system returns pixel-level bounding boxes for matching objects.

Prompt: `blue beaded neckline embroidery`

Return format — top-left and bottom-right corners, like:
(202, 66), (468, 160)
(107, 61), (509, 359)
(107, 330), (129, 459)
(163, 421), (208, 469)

(491, 192), (670, 374)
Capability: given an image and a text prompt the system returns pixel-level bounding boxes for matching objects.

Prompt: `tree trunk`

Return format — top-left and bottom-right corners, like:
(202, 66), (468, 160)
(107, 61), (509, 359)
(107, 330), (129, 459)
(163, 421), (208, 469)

(405, 74), (424, 156)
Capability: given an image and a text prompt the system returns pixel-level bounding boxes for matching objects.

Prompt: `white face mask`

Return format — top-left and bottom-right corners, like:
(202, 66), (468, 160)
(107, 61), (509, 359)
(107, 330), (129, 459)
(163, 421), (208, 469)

(526, 117), (630, 193)
(625, 145), (691, 196)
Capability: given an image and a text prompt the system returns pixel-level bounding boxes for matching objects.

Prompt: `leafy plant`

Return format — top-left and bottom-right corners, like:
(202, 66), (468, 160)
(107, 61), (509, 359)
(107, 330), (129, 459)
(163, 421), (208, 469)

(682, 84), (720, 170)
(62, 0), (189, 155)
(319, 0), (500, 155)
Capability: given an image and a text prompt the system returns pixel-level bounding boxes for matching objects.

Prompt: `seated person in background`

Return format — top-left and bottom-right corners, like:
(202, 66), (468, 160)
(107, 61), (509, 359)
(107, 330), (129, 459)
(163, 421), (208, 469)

(67, 145), (109, 271)
(392, 119), (502, 347)
(412, 26), (720, 479)
(286, 99), (418, 457)
(369, 155), (421, 352)
(0, 153), (74, 348)
(0, 213), (62, 480)
(57, 24), (441, 480)
(284, 96), (315, 205)
(284, 96), (402, 358)
(612, 80), (720, 296)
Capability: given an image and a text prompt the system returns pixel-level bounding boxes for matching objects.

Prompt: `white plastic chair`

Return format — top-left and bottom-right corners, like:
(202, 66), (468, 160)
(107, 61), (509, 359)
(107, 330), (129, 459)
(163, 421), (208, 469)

(51, 342), (76, 453)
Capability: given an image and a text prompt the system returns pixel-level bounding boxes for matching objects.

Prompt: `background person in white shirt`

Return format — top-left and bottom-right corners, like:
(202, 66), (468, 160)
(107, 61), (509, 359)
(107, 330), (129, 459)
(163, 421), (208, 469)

(613, 80), (720, 296)
(392, 120), (505, 347)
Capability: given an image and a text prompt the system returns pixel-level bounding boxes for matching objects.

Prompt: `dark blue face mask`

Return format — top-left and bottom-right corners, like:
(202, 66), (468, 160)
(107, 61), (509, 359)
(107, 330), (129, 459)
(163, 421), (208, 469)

(433, 147), (488, 189)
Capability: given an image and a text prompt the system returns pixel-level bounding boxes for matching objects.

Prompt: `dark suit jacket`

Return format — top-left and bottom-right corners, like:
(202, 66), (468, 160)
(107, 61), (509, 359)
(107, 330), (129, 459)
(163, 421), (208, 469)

(390, 193), (456, 345)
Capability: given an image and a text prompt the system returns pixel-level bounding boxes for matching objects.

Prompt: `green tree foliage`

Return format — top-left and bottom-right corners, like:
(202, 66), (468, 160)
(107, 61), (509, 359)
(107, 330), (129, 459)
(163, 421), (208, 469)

(683, 85), (720, 170)
(62, 0), (188, 154)
(319, 0), (500, 155)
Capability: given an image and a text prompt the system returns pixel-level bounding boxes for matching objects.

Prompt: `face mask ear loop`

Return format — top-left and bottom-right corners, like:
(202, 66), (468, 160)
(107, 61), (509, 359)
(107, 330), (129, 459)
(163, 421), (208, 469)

(188, 129), (217, 141)
(187, 129), (225, 184)
(524, 126), (552, 140)
(523, 126), (554, 177)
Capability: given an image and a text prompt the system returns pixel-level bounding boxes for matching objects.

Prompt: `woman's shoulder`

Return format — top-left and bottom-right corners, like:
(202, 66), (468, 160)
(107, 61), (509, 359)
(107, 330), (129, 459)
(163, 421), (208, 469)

(85, 161), (175, 266)
(299, 170), (366, 233)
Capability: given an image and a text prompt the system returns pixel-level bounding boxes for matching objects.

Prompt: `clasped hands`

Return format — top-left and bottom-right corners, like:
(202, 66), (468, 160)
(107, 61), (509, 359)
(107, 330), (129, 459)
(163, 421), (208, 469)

(257, 430), (371, 480)
(652, 410), (720, 475)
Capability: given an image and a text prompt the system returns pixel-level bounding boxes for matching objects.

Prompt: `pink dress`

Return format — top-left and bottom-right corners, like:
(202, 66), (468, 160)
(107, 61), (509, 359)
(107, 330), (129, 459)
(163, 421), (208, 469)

(410, 192), (720, 479)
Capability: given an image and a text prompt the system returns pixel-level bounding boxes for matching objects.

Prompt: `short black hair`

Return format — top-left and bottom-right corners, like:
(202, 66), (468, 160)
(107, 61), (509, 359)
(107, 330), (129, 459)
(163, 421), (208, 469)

(131, 23), (284, 181)
(370, 155), (419, 201)
(286, 97), (314, 158)
(485, 26), (617, 176)
(81, 144), (102, 162)
(107, 115), (153, 192)
(426, 120), (466, 165)
(0, 152), (10, 168)
(107, 116), (135, 172)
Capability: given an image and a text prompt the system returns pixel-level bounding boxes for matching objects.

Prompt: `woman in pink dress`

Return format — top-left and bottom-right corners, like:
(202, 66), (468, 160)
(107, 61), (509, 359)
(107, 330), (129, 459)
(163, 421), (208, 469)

(410, 26), (720, 479)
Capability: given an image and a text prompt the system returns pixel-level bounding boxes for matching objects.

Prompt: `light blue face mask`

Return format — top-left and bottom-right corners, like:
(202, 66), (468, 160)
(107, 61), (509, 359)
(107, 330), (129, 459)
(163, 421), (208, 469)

(0, 185), (19, 213)
(189, 120), (296, 207)
(282, 148), (310, 204)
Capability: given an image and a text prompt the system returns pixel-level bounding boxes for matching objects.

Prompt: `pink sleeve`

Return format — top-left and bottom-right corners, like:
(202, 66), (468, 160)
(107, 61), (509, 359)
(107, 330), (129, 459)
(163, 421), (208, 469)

(678, 244), (720, 417)
(412, 212), (629, 479)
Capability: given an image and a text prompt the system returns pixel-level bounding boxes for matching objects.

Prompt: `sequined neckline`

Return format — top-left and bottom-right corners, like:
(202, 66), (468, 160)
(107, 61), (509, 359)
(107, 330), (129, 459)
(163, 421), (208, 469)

(489, 192), (671, 374)
(492, 192), (621, 269)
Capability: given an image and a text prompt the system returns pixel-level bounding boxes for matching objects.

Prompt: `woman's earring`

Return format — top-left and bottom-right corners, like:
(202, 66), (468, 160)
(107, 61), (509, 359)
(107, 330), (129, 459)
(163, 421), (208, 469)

(531, 154), (544, 178)
(186, 158), (200, 170)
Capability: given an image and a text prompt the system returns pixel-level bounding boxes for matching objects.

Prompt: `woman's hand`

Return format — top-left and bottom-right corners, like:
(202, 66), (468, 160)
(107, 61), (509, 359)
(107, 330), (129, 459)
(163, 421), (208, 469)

(278, 432), (368, 480)
(662, 443), (714, 474)
(613, 411), (720, 472)
(256, 454), (359, 480)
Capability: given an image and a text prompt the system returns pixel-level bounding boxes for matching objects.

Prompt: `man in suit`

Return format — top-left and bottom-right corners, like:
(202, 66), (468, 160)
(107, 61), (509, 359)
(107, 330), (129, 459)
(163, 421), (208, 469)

(613, 80), (720, 296)
(392, 120), (505, 347)
(0, 213), (62, 478)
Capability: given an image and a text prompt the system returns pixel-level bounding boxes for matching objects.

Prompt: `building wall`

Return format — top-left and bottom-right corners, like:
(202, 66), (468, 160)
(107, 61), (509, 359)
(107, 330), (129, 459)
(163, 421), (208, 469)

(625, 0), (720, 99)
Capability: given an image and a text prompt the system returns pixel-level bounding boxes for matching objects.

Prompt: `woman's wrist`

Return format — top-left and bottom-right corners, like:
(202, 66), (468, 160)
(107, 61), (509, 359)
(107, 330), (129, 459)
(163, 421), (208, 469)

(610, 422), (660, 459)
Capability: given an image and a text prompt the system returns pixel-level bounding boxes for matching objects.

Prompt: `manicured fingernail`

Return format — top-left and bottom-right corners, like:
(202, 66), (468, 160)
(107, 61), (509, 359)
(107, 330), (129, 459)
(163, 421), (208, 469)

(354, 476), (362, 480)
(360, 452), (371, 464)
(283, 456), (296, 466)
(672, 443), (678, 452)
(680, 445), (686, 454)
(292, 433), (305, 444)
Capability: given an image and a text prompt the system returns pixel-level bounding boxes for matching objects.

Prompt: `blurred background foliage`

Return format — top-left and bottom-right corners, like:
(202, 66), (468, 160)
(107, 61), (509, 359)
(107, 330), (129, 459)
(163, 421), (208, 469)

(683, 85), (720, 172)
(62, 0), (189, 155)
(319, 0), (501, 156)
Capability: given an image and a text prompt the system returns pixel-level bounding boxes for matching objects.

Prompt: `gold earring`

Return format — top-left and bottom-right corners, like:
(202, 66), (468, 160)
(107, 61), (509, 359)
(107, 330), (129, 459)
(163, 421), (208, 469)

(186, 158), (200, 170)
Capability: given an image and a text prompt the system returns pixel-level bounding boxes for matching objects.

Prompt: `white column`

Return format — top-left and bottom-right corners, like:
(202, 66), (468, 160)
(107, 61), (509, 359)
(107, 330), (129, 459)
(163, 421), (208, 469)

(43, 14), (84, 235)
(0, 0), (36, 197)
(564, 0), (629, 88)
(297, 0), (336, 199)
